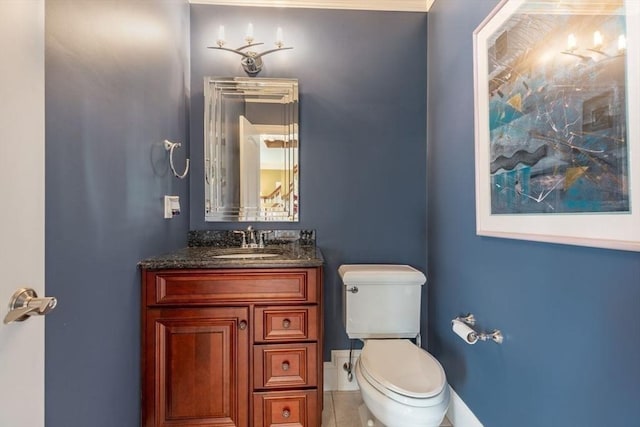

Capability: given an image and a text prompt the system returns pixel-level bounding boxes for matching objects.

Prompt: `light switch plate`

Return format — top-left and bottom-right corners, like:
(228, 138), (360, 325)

(164, 195), (180, 219)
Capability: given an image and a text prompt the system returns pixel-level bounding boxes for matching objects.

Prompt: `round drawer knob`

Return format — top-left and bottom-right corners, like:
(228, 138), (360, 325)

(282, 318), (291, 329)
(239, 320), (247, 330)
(282, 408), (291, 419)
(282, 361), (290, 371)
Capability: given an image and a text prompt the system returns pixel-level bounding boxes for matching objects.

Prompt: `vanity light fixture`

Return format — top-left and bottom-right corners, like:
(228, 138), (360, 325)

(561, 30), (627, 61)
(208, 24), (293, 76)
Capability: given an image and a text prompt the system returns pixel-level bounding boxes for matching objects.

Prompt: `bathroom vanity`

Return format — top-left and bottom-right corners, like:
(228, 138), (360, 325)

(139, 234), (323, 427)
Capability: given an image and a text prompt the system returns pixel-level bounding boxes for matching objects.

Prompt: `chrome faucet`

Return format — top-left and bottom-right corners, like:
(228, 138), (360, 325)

(233, 226), (272, 249)
(234, 226), (260, 248)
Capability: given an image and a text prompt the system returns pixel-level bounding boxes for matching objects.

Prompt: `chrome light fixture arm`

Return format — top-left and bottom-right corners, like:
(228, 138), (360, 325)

(208, 42), (293, 76)
(212, 42), (265, 58)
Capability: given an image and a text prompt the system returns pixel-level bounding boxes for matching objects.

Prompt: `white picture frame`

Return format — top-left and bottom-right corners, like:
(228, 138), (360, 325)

(474, 0), (640, 251)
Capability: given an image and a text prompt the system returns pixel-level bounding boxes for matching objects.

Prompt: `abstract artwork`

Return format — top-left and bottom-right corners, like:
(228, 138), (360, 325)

(474, 0), (640, 251)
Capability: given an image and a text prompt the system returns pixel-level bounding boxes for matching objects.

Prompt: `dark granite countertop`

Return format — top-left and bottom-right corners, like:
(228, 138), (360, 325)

(138, 244), (324, 270)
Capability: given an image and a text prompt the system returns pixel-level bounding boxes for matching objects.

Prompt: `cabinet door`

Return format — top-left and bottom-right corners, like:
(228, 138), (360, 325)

(143, 307), (249, 427)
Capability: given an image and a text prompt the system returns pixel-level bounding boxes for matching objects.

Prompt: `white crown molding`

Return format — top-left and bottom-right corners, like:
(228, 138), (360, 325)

(189, 0), (434, 12)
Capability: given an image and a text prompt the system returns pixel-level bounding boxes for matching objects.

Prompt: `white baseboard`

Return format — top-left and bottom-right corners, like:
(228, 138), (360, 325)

(323, 349), (362, 391)
(324, 361), (337, 391)
(446, 386), (483, 427)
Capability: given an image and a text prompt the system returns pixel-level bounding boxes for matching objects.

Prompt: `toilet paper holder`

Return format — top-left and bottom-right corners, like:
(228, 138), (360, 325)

(454, 313), (503, 344)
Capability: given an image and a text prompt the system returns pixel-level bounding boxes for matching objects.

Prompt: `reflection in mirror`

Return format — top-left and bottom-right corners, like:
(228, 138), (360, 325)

(204, 77), (299, 222)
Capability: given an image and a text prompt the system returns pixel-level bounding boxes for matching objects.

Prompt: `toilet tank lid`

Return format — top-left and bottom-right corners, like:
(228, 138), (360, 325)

(338, 264), (426, 286)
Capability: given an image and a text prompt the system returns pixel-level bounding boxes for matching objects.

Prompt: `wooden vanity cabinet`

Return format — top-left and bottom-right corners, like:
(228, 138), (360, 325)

(141, 267), (323, 427)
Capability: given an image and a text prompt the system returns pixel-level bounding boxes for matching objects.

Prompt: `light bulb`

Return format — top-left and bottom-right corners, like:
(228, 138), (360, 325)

(593, 31), (603, 49)
(276, 27), (284, 48)
(246, 23), (254, 44)
(618, 34), (627, 52)
(217, 25), (225, 47)
(567, 33), (577, 51)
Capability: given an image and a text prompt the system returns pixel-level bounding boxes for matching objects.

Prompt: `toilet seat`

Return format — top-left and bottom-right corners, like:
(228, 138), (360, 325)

(358, 340), (447, 405)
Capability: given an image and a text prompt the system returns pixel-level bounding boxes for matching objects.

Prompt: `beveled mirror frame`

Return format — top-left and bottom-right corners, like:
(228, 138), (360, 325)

(204, 77), (299, 222)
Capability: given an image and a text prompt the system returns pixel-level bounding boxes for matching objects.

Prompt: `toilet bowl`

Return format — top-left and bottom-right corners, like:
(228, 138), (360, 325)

(354, 339), (450, 427)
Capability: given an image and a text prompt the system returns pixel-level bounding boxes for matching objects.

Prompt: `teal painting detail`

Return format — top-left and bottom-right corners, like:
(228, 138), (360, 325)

(487, 6), (629, 214)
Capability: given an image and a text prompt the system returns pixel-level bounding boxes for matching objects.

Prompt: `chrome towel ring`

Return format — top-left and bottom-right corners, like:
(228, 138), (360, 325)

(164, 139), (190, 179)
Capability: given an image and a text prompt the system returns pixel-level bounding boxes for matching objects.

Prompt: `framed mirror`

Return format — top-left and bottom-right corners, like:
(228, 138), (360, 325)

(204, 77), (299, 222)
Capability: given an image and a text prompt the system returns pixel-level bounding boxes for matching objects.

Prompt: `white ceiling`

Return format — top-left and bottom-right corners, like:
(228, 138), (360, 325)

(189, 0), (435, 12)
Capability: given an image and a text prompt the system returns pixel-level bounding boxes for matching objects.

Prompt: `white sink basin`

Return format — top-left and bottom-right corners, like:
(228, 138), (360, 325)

(213, 252), (280, 259)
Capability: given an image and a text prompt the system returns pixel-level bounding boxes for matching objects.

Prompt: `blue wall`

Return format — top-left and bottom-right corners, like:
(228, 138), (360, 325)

(43, 3), (426, 425)
(189, 5), (428, 360)
(43, 1), (640, 425)
(427, 1), (640, 426)
(45, 1), (190, 425)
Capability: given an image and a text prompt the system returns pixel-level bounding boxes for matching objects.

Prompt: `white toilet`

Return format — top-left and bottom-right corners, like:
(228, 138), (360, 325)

(339, 264), (450, 427)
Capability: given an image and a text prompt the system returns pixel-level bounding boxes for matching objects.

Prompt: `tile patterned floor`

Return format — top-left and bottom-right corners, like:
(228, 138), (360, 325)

(322, 391), (452, 427)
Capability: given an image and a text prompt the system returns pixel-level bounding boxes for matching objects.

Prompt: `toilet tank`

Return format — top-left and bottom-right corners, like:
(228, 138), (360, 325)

(339, 264), (426, 339)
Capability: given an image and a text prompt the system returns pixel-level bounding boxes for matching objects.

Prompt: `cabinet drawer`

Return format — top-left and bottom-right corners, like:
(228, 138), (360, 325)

(254, 306), (318, 343)
(253, 390), (318, 427)
(254, 343), (317, 389)
(147, 269), (318, 305)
